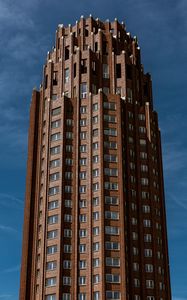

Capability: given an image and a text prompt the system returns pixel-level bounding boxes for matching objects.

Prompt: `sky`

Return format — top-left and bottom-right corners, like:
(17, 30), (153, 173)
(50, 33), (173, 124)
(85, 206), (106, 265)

(0, 0), (186, 299)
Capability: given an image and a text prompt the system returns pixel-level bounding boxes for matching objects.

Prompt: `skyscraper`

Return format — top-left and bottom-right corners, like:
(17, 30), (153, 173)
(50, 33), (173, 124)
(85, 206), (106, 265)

(20, 16), (171, 300)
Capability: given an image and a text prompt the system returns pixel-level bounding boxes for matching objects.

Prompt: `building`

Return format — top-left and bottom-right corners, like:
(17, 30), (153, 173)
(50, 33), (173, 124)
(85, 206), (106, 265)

(20, 16), (171, 300)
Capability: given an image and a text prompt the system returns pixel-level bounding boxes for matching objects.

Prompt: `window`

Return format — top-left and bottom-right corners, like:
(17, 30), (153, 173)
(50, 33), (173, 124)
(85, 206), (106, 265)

(143, 219), (151, 227)
(46, 277), (56, 287)
(105, 182), (118, 190)
(93, 197), (99, 206)
(80, 106), (87, 114)
(104, 115), (117, 123)
(93, 274), (100, 284)
(141, 164), (148, 172)
(93, 292), (100, 300)
(93, 226), (100, 235)
(50, 159), (60, 168)
(93, 258), (100, 267)
(93, 115), (98, 124)
(65, 199), (72, 208)
(144, 249), (153, 257)
(48, 200), (59, 210)
(106, 291), (121, 300)
(134, 278), (140, 287)
(78, 294), (86, 300)
(45, 295), (56, 300)
(105, 242), (120, 250)
(93, 211), (99, 220)
(53, 71), (58, 85)
(79, 244), (86, 253)
(79, 200), (87, 208)
(140, 152), (148, 159)
(139, 126), (146, 133)
(79, 260), (86, 269)
(104, 168), (118, 176)
(52, 107), (61, 116)
(147, 297), (155, 300)
(79, 171), (87, 179)
(104, 141), (117, 149)
(133, 262), (139, 271)
(63, 276), (71, 286)
(93, 169), (99, 177)
(80, 83), (87, 99)
(66, 132), (73, 139)
(63, 294), (71, 300)
(104, 154), (117, 162)
(127, 88), (132, 102)
(81, 59), (87, 74)
(48, 186), (60, 196)
(65, 47), (69, 60)
(146, 280), (154, 289)
(47, 245), (57, 255)
(93, 182), (99, 191)
(51, 120), (61, 129)
(80, 131), (87, 139)
(79, 185), (86, 193)
(66, 158), (73, 166)
(64, 214), (72, 222)
(50, 172), (60, 181)
(50, 145), (60, 155)
(64, 185), (72, 193)
(105, 196), (118, 205)
(47, 229), (58, 239)
(79, 229), (87, 237)
(141, 178), (149, 186)
(139, 114), (145, 121)
(105, 211), (119, 220)
(64, 245), (72, 253)
(79, 276), (86, 285)
(144, 234), (152, 242)
(64, 229), (72, 238)
(116, 64), (121, 78)
(106, 257), (120, 267)
(93, 155), (99, 163)
(106, 274), (120, 283)
(104, 128), (117, 136)
(66, 118), (73, 126)
(48, 215), (58, 224)
(63, 260), (71, 269)
(66, 145), (73, 152)
(93, 142), (99, 150)
(64, 68), (69, 83)
(80, 118), (87, 126)
(80, 144), (87, 152)
(65, 172), (73, 180)
(103, 87), (109, 95)
(46, 261), (57, 271)
(133, 247), (139, 255)
(103, 102), (116, 110)
(145, 264), (153, 273)
(51, 94), (57, 101)
(93, 103), (98, 111)
(105, 226), (119, 235)
(103, 64), (109, 78)
(93, 242), (100, 251)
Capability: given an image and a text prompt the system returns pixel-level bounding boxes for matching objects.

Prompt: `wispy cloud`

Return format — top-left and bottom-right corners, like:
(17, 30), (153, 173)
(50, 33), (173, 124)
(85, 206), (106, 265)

(1, 265), (20, 274)
(0, 224), (18, 234)
(0, 193), (23, 210)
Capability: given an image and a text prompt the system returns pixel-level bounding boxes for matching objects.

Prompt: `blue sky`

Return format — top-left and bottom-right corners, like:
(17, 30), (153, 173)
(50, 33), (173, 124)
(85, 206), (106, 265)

(0, 0), (187, 299)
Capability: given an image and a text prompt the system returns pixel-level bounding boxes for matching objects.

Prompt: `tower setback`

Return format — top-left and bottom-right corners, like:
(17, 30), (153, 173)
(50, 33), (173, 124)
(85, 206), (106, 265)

(20, 16), (171, 300)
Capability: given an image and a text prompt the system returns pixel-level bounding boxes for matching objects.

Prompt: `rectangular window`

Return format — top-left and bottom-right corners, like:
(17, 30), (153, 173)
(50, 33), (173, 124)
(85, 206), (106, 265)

(80, 83), (87, 99)
(104, 141), (117, 149)
(52, 107), (61, 116)
(45, 295), (56, 300)
(64, 245), (72, 253)
(104, 168), (118, 176)
(106, 291), (121, 300)
(104, 182), (118, 190)
(104, 114), (117, 123)
(105, 226), (119, 235)
(79, 244), (86, 253)
(79, 260), (87, 269)
(80, 106), (87, 114)
(104, 154), (117, 162)
(51, 119), (61, 129)
(103, 102), (116, 110)
(105, 211), (119, 220)
(46, 277), (56, 287)
(48, 215), (58, 224)
(93, 103), (98, 111)
(63, 260), (71, 269)
(48, 200), (59, 210)
(47, 230), (58, 239)
(105, 242), (120, 250)
(64, 68), (69, 83)
(106, 257), (120, 267)
(116, 64), (121, 78)
(46, 261), (57, 271)
(105, 196), (119, 205)
(50, 172), (60, 181)
(80, 118), (87, 126)
(103, 64), (109, 78)
(104, 128), (117, 136)
(48, 186), (59, 196)
(106, 274), (120, 283)
(50, 159), (60, 168)
(47, 245), (57, 255)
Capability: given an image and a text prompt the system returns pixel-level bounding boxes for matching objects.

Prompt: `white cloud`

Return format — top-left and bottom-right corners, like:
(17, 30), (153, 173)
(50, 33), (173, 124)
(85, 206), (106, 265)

(0, 224), (18, 234)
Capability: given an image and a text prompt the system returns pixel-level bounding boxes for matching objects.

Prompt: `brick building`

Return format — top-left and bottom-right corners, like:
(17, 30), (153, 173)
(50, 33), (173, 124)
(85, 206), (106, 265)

(20, 16), (171, 300)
